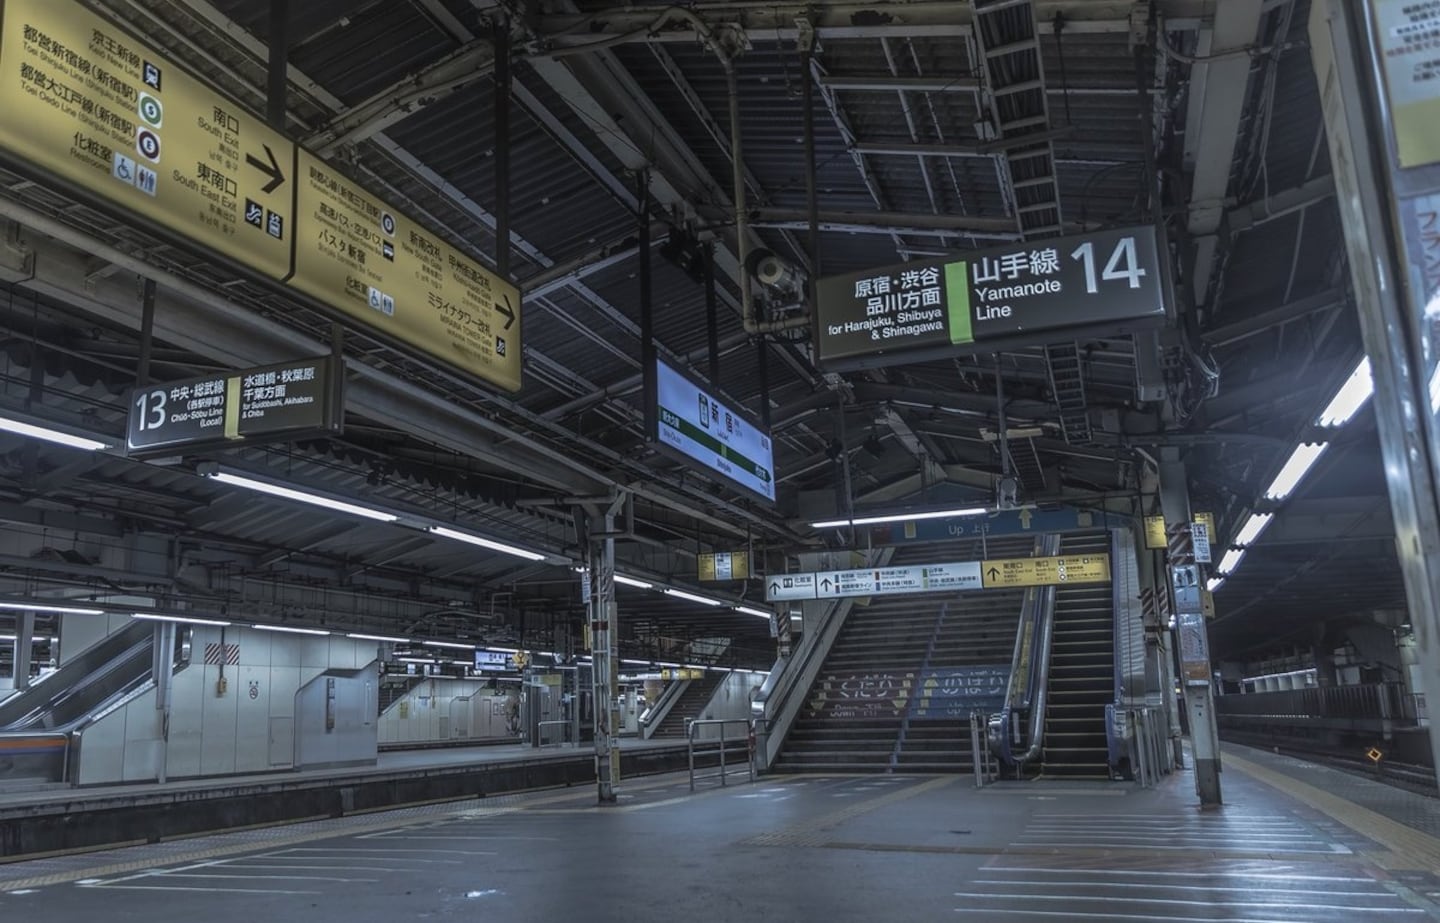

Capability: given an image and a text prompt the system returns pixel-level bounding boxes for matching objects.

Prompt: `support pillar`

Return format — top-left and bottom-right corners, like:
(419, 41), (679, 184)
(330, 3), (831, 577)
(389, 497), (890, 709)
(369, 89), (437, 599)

(1158, 450), (1222, 806)
(13, 610), (33, 691)
(1309, 0), (1440, 784)
(265, 0), (289, 130)
(587, 496), (624, 804)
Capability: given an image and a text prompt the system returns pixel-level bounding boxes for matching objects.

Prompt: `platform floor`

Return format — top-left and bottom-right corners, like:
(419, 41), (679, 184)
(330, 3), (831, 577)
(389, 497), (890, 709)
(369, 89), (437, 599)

(3, 741), (1439, 921)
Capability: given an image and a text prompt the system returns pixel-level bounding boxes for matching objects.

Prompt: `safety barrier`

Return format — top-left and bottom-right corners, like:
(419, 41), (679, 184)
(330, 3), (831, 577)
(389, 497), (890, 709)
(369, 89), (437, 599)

(536, 719), (573, 748)
(969, 712), (1000, 787)
(1215, 683), (1418, 724)
(687, 718), (755, 791)
(1116, 706), (1171, 787)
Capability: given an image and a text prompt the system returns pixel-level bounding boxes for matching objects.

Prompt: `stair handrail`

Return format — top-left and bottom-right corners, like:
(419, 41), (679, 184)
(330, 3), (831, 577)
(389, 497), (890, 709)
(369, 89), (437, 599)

(990, 534), (1061, 766)
(753, 546), (896, 769)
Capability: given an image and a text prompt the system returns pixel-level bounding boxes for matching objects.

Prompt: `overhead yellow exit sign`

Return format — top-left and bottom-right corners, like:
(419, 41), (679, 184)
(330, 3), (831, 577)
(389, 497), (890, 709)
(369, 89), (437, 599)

(981, 554), (1111, 589)
(1144, 512), (1216, 549)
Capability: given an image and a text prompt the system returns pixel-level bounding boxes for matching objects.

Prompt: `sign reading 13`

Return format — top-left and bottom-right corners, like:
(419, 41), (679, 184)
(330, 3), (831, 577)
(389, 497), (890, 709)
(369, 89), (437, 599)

(1070, 235), (1147, 294)
(134, 388), (167, 431)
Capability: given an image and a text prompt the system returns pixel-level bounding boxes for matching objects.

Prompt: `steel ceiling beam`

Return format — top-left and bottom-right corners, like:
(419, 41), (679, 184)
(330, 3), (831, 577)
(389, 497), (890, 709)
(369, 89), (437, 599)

(1182, 0), (1265, 309)
(1226, 174), (1335, 233)
(744, 206), (1020, 238)
(1204, 288), (1344, 347)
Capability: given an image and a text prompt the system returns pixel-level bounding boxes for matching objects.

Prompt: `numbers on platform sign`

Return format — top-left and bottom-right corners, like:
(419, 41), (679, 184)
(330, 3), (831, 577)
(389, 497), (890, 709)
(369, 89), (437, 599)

(134, 388), (167, 431)
(1070, 235), (1146, 294)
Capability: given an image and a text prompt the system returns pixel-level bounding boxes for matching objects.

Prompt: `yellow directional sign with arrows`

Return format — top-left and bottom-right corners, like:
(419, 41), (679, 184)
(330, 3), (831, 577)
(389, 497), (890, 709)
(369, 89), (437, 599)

(981, 554), (1111, 589)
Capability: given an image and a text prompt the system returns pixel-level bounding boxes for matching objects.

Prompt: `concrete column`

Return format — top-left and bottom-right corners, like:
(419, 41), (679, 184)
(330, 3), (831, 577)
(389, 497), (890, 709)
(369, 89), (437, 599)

(1158, 451), (1222, 806)
(13, 610), (33, 691)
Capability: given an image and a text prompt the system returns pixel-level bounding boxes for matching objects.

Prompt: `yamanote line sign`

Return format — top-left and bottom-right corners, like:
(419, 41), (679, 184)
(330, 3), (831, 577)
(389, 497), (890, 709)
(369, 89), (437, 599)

(815, 225), (1168, 369)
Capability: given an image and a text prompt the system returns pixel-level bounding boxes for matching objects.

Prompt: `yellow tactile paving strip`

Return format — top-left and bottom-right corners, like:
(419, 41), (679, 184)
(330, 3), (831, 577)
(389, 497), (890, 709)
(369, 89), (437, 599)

(1227, 750), (1440, 872)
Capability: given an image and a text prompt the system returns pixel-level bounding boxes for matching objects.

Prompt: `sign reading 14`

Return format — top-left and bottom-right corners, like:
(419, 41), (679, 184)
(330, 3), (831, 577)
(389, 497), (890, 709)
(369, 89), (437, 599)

(1069, 235), (1147, 294)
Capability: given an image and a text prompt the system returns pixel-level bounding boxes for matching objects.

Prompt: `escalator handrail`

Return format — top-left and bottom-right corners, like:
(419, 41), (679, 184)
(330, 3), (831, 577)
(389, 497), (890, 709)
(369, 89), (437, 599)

(993, 534), (1060, 766)
(0, 621), (154, 729)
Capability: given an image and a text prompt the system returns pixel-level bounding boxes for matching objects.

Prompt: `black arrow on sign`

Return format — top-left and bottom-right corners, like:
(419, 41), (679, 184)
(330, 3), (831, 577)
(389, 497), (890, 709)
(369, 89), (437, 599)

(246, 144), (286, 194)
(821, 577), (833, 591)
(497, 294), (515, 331)
(986, 566), (1000, 581)
(769, 580), (780, 595)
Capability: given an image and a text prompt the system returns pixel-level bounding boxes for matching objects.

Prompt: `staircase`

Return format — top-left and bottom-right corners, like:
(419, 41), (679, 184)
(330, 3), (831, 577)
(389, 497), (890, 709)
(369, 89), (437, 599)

(379, 675), (425, 715)
(1038, 532), (1116, 778)
(775, 535), (1036, 774)
(650, 671), (726, 738)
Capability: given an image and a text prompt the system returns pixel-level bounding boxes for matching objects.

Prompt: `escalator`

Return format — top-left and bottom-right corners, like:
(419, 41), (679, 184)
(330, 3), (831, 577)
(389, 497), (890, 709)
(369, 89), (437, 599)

(1038, 532), (1116, 778)
(0, 620), (157, 731)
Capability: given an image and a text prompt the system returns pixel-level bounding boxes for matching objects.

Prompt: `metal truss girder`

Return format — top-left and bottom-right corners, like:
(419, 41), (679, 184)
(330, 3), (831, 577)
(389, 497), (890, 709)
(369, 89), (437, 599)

(1226, 174), (1336, 233)
(530, 1), (1210, 42)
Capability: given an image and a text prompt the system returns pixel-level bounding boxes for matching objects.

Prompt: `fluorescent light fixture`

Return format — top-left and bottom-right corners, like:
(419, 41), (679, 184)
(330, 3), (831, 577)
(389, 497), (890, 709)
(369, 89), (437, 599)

(1232, 513), (1274, 547)
(208, 472), (398, 522)
(0, 601), (105, 616)
(656, 661), (683, 668)
(621, 658), (652, 666)
(1317, 358), (1373, 427)
(427, 526), (545, 561)
(810, 506), (988, 529)
(423, 640), (477, 650)
(1217, 547), (1246, 575)
(614, 575), (654, 589)
(1263, 442), (1329, 501)
(734, 605), (771, 618)
(663, 588), (724, 607)
(132, 612), (232, 627)
(484, 646), (520, 654)
(0, 634), (59, 642)
(347, 633), (409, 643)
(1206, 577), (1225, 592)
(397, 656), (437, 664)
(252, 623), (330, 636)
(0, 414), (109, 451)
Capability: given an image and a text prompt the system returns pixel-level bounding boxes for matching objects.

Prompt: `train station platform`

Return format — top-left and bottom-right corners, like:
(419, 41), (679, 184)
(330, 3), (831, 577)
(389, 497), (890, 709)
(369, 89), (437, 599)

(2, 741), (1438, 921)
(0, 738), (692, 858)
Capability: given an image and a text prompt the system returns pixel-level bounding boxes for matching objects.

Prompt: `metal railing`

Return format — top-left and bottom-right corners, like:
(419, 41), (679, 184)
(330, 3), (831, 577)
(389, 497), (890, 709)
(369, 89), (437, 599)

(969, 712), (1000, 787)
(687, 718), (754, 791)
(536, 719), (573, 748)
(1215, 683), (1419, 724)
(1115, 705), (1171, 788)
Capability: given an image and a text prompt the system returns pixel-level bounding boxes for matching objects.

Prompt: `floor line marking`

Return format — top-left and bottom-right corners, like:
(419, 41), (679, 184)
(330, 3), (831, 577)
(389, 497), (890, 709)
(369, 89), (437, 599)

(984, 867), (1374, 883)
(951, 890), (1416, 912)
(953, 910), (1368, 923)
(1225, 751), (1440, 871)
(975, 880), (1392, 897)
(83, 884), (319, 895)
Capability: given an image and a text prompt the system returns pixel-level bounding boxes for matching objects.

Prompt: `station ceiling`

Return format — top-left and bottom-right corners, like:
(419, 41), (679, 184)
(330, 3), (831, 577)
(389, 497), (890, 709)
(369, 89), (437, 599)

(0, 0), (1390, 666)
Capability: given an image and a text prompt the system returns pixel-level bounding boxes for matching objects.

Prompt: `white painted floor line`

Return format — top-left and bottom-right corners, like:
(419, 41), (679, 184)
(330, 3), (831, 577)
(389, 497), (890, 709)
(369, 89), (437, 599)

(83, 884), (319, 895)
(1020, 829), (1323, 841)
(984, 867), (1374, 883)
(954, 909), (1362, 923)
(158, 873), (381, 883)
(951, 891), (1420, 913)
(975, 880), (1393, 898)
(1011, 840), (1340, 853)
(211, 864), (411, 872)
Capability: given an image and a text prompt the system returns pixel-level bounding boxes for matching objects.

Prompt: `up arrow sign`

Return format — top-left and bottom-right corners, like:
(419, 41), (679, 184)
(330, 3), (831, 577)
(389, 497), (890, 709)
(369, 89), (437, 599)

(821, 577), (834, 591)
(1018, 508), (1033, 529)
(769, 580), (780, 595)
(987, 566), (1000, 581)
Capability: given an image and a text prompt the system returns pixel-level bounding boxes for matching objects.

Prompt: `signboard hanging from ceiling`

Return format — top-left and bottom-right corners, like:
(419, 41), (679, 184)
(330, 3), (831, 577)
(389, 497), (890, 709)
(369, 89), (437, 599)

(814, 225), (1168, 370)
(650, 357), (776, 503)
(126, 356), (342, 454)
(699, 551), (749, 582)
(290, 152), (522, 392)
(0, 0), (295, 281)
(0, 0), (524, 395)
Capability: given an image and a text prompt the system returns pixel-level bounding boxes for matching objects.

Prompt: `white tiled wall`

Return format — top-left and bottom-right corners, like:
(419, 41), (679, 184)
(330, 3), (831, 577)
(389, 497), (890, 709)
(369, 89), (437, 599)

(75, 625), (378, 784)
(378, 677), (514, 744)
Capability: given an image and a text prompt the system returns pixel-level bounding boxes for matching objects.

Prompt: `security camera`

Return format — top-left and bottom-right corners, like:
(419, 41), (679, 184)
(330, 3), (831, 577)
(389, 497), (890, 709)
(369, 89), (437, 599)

(745, 248), (806, 298)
